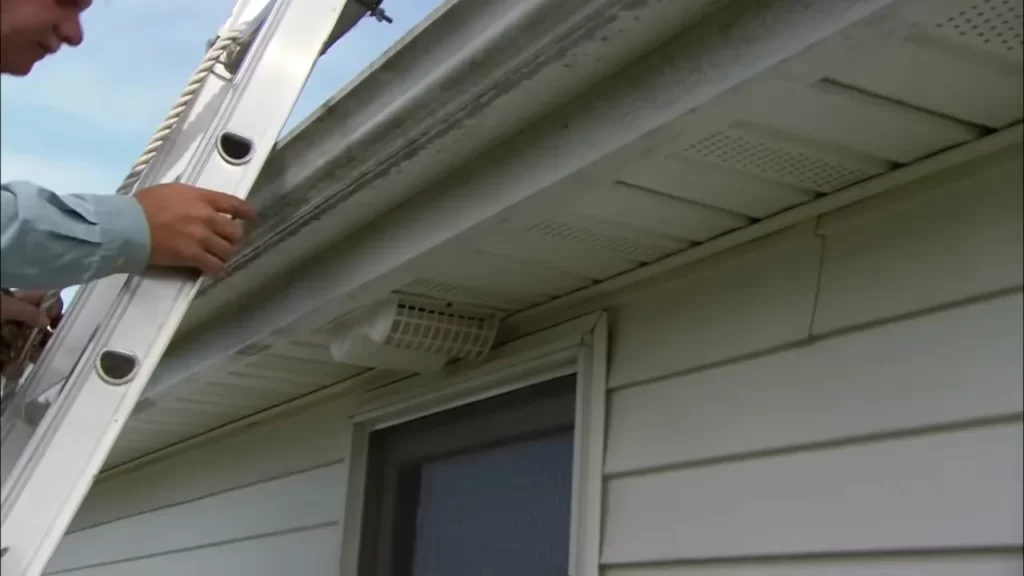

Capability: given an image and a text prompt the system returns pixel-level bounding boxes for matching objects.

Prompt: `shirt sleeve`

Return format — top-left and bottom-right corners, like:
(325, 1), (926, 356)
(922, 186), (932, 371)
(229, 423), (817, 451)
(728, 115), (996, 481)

(1, 181), (151, 290)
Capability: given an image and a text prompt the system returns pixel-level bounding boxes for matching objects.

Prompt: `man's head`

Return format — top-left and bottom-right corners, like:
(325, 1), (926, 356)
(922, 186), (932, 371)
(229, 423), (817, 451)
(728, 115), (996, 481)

(0, 0), (91, 76)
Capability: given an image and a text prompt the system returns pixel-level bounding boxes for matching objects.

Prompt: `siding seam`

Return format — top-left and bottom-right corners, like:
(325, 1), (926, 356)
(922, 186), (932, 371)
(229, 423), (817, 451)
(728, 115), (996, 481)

(67, 458), (346, 534)
(600, 546), (1024, 569)
(808, 285), (1024, 339)
(603, 414), (1023, 480)
(44, 521), (340, 574)
(806, 215), (827, 339)
(610, 285), (1023, 392)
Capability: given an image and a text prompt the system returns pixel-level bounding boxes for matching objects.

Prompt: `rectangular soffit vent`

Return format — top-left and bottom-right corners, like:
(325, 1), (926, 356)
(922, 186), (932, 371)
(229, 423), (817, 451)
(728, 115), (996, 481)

(927, 0), (1023, 60)
(525, 218), (683, 263)
(677, 128), (890, 193)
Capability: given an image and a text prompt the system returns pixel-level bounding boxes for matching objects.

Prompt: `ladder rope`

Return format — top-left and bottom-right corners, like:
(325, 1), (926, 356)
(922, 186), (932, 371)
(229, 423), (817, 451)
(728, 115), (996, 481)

(115, 30), (246, 196)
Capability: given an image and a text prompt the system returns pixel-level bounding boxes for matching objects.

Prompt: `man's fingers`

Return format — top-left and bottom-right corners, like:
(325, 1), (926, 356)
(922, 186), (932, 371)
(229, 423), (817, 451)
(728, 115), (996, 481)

(208, 214), (244, 244)
(196, 252), (226, 277)
(1, 295), (49, 328)
(202, 191), (256, 220)
(46, 296), (64, 319)
(14, 290), (47, 306)
(201, 234), (235, 262)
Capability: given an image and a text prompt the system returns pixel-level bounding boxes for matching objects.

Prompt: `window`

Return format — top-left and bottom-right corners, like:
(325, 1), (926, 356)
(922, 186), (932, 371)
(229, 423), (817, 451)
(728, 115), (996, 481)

(356, 374), (577, 576)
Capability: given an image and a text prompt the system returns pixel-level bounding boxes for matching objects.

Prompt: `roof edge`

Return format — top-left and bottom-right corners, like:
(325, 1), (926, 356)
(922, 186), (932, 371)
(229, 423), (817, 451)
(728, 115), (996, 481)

(153, 0), (902, 396)
(230, 0), (642, 261)
(182, 0), (727, 326)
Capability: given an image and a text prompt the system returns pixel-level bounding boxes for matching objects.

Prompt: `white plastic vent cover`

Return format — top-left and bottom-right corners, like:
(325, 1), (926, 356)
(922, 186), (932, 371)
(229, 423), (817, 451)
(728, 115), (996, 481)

(930, 0), (1023, 58)
(326, 296), (500, 372)
(678, 129), (889, 192)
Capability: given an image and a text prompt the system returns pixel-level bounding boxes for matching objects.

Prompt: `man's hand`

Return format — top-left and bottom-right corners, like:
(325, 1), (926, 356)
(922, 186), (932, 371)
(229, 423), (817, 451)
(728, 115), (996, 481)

(133, 183), (256, 276)
(0, 290), (63, 375)
(0, 290), (61, 329)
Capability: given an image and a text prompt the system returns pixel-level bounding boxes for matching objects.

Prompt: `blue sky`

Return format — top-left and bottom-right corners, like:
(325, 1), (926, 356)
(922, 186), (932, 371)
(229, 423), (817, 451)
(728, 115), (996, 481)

(1, 0), (439, 301)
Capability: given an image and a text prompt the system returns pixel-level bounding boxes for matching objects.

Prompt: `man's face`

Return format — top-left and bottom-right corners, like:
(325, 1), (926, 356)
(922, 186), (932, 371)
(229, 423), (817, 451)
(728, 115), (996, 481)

(0, 0), (92, 76)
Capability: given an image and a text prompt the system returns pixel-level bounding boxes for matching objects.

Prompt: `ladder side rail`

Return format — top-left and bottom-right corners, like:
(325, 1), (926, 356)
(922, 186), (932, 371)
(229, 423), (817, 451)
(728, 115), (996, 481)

(0, 0), (280, 477)
(0, 32), (240, 501)
(0, 1), (350, 573)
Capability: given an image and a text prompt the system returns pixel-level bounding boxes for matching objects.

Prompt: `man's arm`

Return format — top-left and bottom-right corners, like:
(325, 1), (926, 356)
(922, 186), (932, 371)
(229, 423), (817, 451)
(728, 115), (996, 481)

(0, 181), (151, 290)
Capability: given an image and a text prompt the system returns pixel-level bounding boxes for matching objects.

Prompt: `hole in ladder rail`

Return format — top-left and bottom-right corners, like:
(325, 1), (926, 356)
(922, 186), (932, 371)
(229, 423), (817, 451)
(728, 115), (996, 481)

(217, 132), (253, 165)
(96, 349), (139, 386)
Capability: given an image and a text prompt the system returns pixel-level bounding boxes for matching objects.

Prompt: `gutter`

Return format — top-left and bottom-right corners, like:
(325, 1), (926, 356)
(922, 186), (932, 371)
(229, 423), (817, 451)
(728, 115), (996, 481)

(148, 0), (901, 399)
(177, 0), (727, 330)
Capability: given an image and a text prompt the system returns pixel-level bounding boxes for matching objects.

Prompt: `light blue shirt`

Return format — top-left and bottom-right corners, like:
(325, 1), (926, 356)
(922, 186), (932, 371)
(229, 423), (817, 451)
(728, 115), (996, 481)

(1, 181), (151, 290)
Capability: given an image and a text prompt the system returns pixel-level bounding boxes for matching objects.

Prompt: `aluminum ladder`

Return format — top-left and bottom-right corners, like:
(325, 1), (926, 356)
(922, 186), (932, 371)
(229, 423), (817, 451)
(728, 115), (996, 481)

(0, 1), (389, 573)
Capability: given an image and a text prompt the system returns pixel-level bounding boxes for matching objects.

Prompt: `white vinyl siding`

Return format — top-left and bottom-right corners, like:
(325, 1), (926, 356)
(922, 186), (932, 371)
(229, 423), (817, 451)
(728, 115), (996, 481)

(601, 144), (1023, 573)
(45, 143), (1022, 575)
(44, 398), (352, 575)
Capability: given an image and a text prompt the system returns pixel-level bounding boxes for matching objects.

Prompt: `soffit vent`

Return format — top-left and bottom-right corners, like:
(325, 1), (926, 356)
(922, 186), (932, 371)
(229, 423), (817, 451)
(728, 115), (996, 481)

(678, 129), (887, 192)
(526, 218), (681, 262)
(929, 0), (1023, 58)
(325, 296), (500, 372)
(400, 279), (533, 311)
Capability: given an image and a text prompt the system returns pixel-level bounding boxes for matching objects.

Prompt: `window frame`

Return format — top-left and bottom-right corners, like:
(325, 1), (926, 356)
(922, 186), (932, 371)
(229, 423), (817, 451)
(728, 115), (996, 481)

(338, 312), (608, 576)
(360, 375), (577, 576)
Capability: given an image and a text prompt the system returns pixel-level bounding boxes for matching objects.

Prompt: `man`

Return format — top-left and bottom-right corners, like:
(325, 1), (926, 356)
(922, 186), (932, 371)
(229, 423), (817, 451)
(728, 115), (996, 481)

(0, 0), (256, 330)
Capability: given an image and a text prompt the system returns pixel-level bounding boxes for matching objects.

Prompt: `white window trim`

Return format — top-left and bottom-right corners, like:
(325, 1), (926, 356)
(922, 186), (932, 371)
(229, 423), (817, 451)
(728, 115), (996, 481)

(338, 311), (608, 576)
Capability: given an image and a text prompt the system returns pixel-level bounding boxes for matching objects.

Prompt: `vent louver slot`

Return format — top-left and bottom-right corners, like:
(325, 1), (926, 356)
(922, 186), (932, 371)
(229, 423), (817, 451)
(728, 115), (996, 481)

(678, 129), (887, 192)
(527, 219), (681, 262)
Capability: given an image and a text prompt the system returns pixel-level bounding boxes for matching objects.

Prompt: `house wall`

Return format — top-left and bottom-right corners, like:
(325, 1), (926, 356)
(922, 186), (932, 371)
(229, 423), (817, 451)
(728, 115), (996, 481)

(602, 143), (1023, 574)
(45, 143), (1022, 574)
(43, 399), (353, 575)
